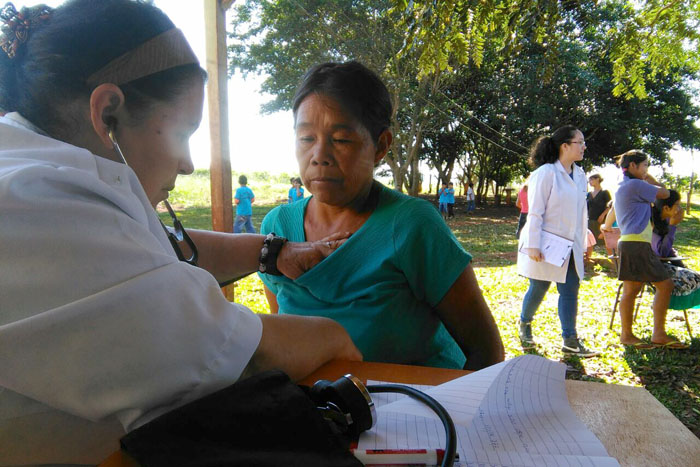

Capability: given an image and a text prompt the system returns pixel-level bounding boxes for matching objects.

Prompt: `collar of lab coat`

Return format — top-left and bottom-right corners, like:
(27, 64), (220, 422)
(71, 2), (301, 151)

(554, 159), (582, 184)
(1, 112), (141, 197)
(0, 112), (165, 250)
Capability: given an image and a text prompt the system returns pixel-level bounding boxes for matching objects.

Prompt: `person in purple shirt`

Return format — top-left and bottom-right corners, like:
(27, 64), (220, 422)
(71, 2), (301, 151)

(613, 150), (687, 349)
(651, 190), (700, 311)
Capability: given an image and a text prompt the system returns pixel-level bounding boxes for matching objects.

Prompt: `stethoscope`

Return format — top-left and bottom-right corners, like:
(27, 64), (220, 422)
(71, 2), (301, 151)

(311, 375), (457, 467)
(109, 128), (199, 266)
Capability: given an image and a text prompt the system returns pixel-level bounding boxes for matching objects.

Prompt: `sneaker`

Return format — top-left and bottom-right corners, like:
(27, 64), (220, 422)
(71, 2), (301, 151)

(518, 321), (535, 347)
(562, 337), (600, 358)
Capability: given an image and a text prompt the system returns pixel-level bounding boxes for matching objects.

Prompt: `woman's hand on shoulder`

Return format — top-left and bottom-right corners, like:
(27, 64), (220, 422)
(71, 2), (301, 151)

(277, 231), (352, 279)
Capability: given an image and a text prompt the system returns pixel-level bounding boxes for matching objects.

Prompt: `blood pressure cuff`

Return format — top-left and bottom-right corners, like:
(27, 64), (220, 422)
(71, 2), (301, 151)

(120, 370), (362, 467)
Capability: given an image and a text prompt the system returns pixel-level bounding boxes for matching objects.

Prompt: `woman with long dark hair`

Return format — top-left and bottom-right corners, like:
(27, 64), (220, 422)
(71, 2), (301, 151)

(516, 125), (599, 357)
(652, 190), (700, 310)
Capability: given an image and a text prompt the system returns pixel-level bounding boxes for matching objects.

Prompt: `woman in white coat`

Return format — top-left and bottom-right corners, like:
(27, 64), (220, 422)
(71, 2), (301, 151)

(0, 1), (360, 464)
(517, 125), (599, 357)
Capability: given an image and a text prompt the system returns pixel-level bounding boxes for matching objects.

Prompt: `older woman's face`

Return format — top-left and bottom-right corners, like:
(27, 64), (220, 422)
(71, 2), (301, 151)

(119, 80), (203, 207)
(295, 94), (385, 207)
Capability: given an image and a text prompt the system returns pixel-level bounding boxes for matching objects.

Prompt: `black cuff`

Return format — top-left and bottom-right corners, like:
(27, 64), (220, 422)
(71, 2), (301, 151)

(259, 233), (288, 276)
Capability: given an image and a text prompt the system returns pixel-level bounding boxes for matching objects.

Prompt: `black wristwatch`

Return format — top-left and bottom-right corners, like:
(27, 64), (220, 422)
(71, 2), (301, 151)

(258, 232), (288, 276)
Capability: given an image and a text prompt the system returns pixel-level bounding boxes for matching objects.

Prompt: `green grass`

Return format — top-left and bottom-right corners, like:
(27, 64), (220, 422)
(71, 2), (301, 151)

(163, 172), (700, 437)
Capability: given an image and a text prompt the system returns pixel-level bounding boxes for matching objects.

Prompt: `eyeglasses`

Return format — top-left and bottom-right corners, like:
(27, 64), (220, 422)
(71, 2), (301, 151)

(568, 140), (586, 146)
(161, 200), (199, 266)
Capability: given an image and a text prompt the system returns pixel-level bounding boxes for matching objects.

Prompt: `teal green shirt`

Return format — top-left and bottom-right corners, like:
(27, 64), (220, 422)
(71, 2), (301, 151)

(259, 184), (472, 369)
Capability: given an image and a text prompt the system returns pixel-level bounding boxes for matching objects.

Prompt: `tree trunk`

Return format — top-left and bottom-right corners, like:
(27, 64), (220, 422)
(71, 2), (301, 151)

(687, 149), (695, 215)
(408, 156), (421, 196)
(687, 172), (695, 215)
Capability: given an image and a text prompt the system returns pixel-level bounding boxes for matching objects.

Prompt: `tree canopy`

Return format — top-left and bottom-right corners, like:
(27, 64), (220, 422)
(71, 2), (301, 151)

(228, 0), (700, 198)
(395, 0), (700, 99)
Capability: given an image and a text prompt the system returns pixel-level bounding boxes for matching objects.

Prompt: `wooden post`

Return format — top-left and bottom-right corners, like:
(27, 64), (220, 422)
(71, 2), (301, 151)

(204, 0), (235, 300)
(204, 0), (233, 234)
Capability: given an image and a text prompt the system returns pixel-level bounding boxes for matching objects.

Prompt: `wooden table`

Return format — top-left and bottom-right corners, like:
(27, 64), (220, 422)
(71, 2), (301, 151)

(101, 360), (700, 467)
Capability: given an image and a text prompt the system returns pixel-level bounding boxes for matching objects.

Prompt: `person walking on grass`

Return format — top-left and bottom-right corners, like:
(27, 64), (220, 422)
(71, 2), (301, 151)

(234, 175), (256, 233)
(447, 182), (456, 219)
(516, 125), (599, 357)
(466, 182), (476, 214)
(438, 181), (449, 220)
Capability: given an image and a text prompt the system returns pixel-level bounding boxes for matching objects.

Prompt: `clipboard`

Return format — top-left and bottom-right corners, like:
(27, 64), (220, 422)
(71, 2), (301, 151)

(519, 231), (574, 267)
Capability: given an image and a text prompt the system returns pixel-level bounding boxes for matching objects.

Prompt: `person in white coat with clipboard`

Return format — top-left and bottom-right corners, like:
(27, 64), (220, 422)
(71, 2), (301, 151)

(517, 125), (599, 357)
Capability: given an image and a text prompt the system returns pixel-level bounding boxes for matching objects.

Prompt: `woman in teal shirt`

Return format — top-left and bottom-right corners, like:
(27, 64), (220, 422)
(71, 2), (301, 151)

(260, 61), (504, 370)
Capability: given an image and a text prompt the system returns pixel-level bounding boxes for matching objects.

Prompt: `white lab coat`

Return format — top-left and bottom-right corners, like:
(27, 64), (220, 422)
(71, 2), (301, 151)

(517, 161), (588, 283)
(0, 114), (262, 465)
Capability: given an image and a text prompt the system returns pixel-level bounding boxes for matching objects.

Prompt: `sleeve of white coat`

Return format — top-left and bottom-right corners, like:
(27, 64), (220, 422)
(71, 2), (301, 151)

(0, 163), (263, 432)
(522, 167), (553, 249)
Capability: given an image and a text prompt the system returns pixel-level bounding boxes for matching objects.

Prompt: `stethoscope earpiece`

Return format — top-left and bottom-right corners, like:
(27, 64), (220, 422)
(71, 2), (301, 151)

(108, 127), (128, 166)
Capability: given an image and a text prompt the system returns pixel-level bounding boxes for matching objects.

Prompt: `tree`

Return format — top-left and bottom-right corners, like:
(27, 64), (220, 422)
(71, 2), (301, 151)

(437, 1), (700, 191)
(394, 0), (700, 99)
(229, 0), (447, 194)
(229, 0), (700, 200)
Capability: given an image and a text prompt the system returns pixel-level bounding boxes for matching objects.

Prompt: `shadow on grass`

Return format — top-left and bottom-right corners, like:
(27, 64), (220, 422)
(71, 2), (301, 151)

(560, 355), (608, 383)
(622, 338), (700, 438)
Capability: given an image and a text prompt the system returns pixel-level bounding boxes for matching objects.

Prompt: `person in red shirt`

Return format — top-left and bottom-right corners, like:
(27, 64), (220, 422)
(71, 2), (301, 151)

(515, 184), (529, 238)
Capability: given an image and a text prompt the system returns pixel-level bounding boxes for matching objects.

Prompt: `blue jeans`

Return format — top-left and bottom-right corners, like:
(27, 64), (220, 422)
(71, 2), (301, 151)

(520, 256), (579, 338)
(234, 215), (256, 233)
(467, 200), (475, 212)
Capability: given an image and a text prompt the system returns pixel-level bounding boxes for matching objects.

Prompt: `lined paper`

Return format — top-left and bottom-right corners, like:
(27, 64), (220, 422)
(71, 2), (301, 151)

(359, 355), (619, 467)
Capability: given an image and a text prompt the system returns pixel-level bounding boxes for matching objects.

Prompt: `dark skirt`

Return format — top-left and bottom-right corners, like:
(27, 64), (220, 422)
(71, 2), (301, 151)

(618, 241), (673, 283)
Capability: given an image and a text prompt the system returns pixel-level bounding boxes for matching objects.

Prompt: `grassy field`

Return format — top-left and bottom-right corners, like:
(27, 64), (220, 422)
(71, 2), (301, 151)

(162, 174), (700, 437)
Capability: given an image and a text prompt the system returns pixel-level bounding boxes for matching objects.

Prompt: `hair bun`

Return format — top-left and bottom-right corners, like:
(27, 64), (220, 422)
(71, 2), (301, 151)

(0, 2), (53, 59)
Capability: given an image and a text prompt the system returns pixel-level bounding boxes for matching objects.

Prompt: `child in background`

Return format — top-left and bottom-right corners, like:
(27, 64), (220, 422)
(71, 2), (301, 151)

(447, 182), (456, 219)
(288, 177), (304, 204)
(438, 181), (449, 220)
(613, 150), (686, 349)
(234, 175), (256, 233)
(515, 184), (529, 238)
(466, 182), (476, 214)
(651, 190), (700, 310)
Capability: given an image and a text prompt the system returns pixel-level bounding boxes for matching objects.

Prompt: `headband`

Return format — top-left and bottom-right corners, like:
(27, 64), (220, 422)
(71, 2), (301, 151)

(86, 28), (198, 87)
